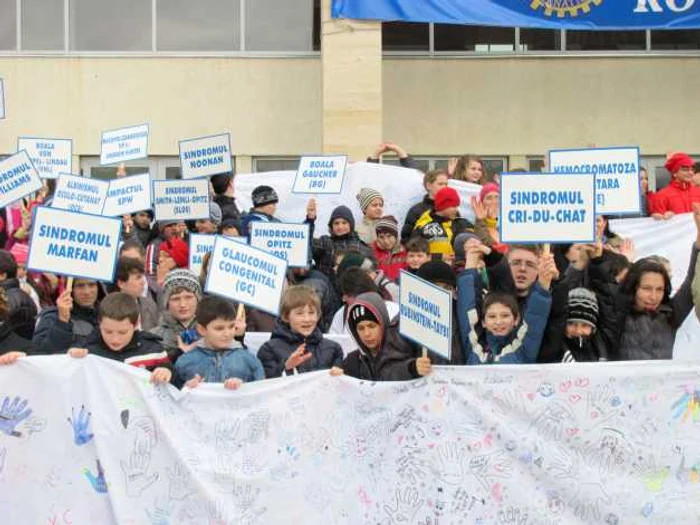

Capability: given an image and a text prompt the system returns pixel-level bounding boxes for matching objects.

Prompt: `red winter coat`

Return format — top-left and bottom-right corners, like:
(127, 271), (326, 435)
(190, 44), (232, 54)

(649, 179), (700, 215)
(372, 243), (407, 282)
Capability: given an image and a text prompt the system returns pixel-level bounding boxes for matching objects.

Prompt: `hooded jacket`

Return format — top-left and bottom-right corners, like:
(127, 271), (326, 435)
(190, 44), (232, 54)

(213, 194), (241, 222)
(457, 269), (552, 364)
(0, 321), (34, 355)
(649, 178), (700, 215)
(401, 194), (433, 244)
(83, 330), (171, 372)
(174, 344), (264, 387)
(412, 210), (472, 257)
(33, 302), (99, 355)
(312, 206), (373, 278)
(342, 292), (420, 381)
(590, 243), (699, 361)
(257, 320), (343, 378)
(0, 278), (37, 340)
(149, 312), (198, 363)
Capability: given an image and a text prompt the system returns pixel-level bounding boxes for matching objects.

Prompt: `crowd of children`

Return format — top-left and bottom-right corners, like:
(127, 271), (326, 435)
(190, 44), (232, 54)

(2, 150), (700, 393)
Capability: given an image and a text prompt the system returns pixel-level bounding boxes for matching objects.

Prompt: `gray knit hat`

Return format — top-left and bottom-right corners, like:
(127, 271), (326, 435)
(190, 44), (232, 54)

(162, 269), (202, 307)
(208, 202), (223, 226)
(356, 187), (384, 212)
(567, 288), (599, 329)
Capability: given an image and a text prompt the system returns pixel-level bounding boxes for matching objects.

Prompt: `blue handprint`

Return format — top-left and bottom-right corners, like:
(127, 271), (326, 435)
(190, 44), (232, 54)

(83, 459), (108, 493)
(68, 405), (94, 446)
(0, 396), (32, 437)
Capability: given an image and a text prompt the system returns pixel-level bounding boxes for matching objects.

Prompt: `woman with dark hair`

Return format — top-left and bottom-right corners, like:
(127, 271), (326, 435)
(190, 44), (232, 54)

(449, 155), (485, 184)
(590, 204), (700, 360)
(0, 288), (34, 360)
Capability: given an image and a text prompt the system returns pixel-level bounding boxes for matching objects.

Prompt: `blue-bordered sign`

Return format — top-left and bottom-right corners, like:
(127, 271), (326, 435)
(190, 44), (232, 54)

(249, 222), (311, 268)
(179, 133), (233, 179)
(52, 174), (109, 216)
(100, 124), (149, 165)
(17, 137), (72, 180)
(0, 150), (44, 208)
(293, 155), (348, 194)
(152, 178), (210, 221)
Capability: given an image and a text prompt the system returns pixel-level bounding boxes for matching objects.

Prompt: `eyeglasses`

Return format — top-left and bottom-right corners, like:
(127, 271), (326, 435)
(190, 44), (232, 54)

(509, 259), (537, 270)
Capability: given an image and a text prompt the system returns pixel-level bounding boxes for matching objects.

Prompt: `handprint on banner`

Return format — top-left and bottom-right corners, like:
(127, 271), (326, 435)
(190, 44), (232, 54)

(569, 483), (611, 523)
(215, 417), (242, 456)
(166, 462), (194, 500)
(0, 396), (32, 437)
(468, 451), (513, 491)
(131, 416), (159, 447)
(434, 442), (467, 485)
(546, 446), (577, 480)
(232, 484), (267, 525)
(145, 499), (172, 525)
(587, 384), (620, 423)
(83, 459), (108, 493)
(67, 405), (94, 446)
(633, 455), (671, 492)
(531, 402), (574, 442)
(242, 411), (270, 444)
(493, 389), (527, 418)
(384, 487), (425, 525)
(121, 436), (159, 497)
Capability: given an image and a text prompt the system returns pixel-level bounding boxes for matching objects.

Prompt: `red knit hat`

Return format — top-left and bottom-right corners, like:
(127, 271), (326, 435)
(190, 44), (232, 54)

(665, 152), (695, 175)
(434, 187), (460, 212)
(479, 183), (500, 202)
(159, 238), (189, 268)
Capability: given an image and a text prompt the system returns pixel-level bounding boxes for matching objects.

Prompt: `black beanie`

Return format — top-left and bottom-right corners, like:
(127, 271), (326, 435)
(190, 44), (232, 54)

(348, 302), (380, 328)
(567, 288), (599, 329)
(417, 261), (457, 289)
(252, 185), (279, 207)
(328, 205), (356, 232)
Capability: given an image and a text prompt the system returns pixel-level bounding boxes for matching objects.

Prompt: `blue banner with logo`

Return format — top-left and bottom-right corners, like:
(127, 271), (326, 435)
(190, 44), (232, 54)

(332, 0), (700, 30)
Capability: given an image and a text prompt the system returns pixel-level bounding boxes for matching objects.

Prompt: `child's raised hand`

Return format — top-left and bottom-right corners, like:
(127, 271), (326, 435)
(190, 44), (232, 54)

(416, 356), (432, 377)
(150, 367), (172, 385)
(184, 374), (204, 389)
(538, 253), (559, 290)
(68, 348), (89, 359)
(470, 196), (487, 221)
(224, 378), (243, 390)
(329, 366), (344, 377)
(285, 344), (313, 371)
(0, 352), (26, 365)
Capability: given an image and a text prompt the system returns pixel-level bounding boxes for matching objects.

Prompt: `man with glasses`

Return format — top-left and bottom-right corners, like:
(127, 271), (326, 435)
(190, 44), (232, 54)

(650, 152), (700, 220)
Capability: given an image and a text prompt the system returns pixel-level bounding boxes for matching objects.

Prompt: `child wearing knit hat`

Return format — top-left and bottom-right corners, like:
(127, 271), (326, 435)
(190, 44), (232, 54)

(371, 215), (407, 282)
(558, 288), (605, 363)
(411, 186), (473, 263)
(355, 187), (384, 245)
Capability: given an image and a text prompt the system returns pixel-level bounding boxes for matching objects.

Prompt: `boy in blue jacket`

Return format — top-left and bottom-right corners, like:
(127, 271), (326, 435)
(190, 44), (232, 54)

(175, 296), (264, 389)
(457, 238), (555, 364)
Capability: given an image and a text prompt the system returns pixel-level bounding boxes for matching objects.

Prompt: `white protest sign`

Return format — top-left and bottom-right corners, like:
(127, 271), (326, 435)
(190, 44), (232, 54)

(0, 150), (44, 208)
(0, 78), (4, 119)
(449, 179), (482, 224)
(152, 178), (209, 221)
(27, 207), (121, 282)
(399, 270), (452, 360)
(178, 133), (232, 179)
(102, 173), (152, 217)
(235, 162), (425, 237)
(52, 174), (108, 215)
(205, 235), (287, 315)
(100, 124), (149, 165)
(549, 146), (641, 215)
(249, 222), (311, 268)
(500, 172), (596, 244)
(17, 137), (72, 179)
(293, 155), (348, 194)
(188, 233), (216, 276)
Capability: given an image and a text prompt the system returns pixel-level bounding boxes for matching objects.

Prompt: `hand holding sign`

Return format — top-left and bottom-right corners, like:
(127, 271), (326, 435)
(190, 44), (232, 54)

(416, 349), (432, 377)
(56, 289), (74, 323)
(306, 198), (317, 220)
(465, 238), (490, 269)
(538, 252), (559, 290)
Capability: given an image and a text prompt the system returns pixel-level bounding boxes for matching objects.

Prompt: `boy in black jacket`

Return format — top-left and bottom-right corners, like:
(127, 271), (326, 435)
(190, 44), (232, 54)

(332, 292), (431, 381)
(67, 293), (172, 384)
(258, 285), (343, 378)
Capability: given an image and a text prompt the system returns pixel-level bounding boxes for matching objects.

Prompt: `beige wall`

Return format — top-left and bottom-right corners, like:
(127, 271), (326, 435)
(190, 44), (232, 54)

(384, 56), (700, 157)
(1, 55), (698, 162)
(0, 57), (322, 157)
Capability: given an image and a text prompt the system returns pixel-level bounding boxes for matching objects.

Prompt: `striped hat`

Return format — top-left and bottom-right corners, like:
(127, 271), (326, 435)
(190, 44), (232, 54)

(356, 188), (384, 212)
(567, 288), (598, 329)
(375, 215), (398, 237)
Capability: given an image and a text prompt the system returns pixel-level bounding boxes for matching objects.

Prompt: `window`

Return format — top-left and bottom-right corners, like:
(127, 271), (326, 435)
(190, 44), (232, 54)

(253, 157), (300, 172)
(22, 0), (64, 51)
(79, 157), (190, 180)
(383, 22), (430, 51)
(70, 0), (151, 51)
(157, 0), (240, 52)
(566, 30), (646, 51)
(651, 30), (700, 50)
(246, 0), (313, 51)
(482, 157), (507, 178)
(435, 25), (515, 52)
(0, 0), (16, 50)
(313, 0), (321, 51)
(519, 29), (562, 52)
(527, 157), (546, 173)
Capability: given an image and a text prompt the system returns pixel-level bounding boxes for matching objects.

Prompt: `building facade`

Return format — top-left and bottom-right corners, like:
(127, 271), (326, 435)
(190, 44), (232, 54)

(1, 0), (699, 189)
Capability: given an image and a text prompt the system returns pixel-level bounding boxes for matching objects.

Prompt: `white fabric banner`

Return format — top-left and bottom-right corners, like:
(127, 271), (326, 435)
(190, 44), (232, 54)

(2, 356), (700, 523)
(610, 213), (700, 361)
(235, 163), (425, 237)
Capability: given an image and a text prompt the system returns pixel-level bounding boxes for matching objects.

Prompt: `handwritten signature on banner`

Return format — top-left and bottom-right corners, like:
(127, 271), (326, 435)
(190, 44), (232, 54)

(1, 357), (700, 524)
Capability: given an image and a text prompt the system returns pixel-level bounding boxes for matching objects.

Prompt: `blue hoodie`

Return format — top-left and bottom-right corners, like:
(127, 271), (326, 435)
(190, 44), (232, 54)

(457, 268), (552, 364)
